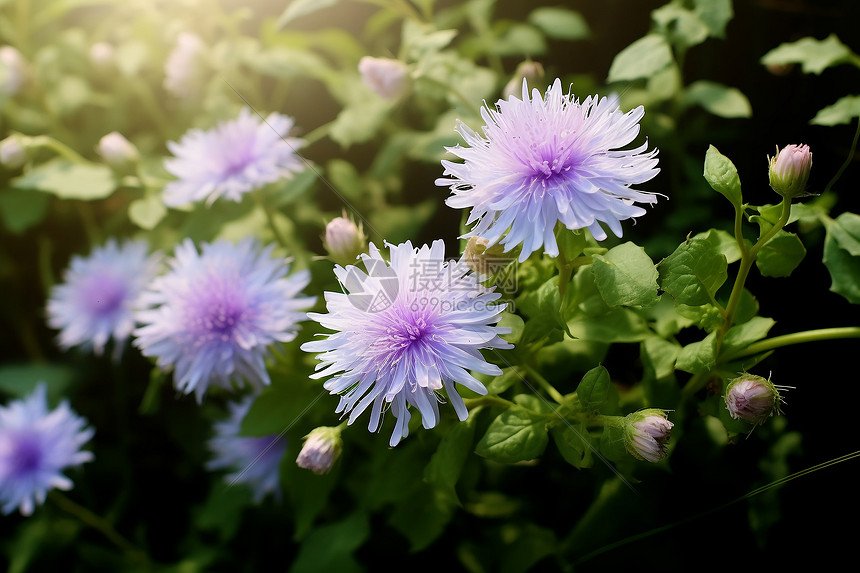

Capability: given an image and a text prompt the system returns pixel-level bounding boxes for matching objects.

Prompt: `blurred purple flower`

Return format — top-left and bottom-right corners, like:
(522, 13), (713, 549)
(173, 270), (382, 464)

(47, 239), (160, 357)
(302, 240), (511, 446)
(0, 384), (94, 515)
(437, 78), (660, 262)
(206, 396), (286, 502)
(133, 238), (315, 401)
(163, 108), (305, 207)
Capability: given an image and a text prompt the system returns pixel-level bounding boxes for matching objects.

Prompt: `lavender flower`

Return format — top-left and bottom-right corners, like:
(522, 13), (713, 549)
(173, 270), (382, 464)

(162, 108), (305, 207)
(0, 384), (94, 515)
(133, 238), (315, 401)
(302, 240), (512, 446)
(47, 239), (160, 357)
(206, 396), (286, 502)
(296, 426), (343, 475)
(436, 78), (660, 262)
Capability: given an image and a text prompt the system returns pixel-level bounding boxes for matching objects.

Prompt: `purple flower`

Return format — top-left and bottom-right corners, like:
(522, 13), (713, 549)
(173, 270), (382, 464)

(725, 374), (786, 426)
(0, 384), (94, 515)
(206, 396), (286, 502)
(162, 108), (305, 207)
(436, 78), (660, 262)
(302, 240), (512, 446)
(133, 238), (315, 401)
(47, 239), (160, 357)
(296, 426), (343, 475)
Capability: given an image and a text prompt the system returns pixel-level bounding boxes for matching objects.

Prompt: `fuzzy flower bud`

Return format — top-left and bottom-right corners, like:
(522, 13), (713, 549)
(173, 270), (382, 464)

(502, 60), (545, 100)
(0, 135), (27, 169)
(97, 131), (139, 173)
(323, 213), (367, 266)
(462, 236), (512, 277)
(623, 409), (673, 463)
(768, 144), (812, 199)
(0, 46), (26, 96)
(725, 373), (786, 426)
(358, 56), (410, 100)
(296, 426), (343, 475)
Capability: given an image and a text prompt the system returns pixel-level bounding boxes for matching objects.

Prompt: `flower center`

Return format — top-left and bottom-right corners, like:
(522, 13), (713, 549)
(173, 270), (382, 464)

(188, 278), (248, 342)
(81, 273), (127, 317)
(9, 434), (42, 476)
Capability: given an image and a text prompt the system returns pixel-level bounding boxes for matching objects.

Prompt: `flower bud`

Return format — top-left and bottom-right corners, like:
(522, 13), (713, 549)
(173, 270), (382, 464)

(0, 45), (27, 96)
(724, 373), (786, 426)
(296, 426), (343, 475)
(89, 42), (115, 69)
(768, 144), (812, 199)
(164, 32), (206, 98)
(323, 212), (367, 266)
(97, 131), (139, 173)
(623, 409), (673, 463)
(502, 60), (545, 100)
(358, 56), (410, 100)
(0, 134), (27, 169)
(462, 236), (511, 276)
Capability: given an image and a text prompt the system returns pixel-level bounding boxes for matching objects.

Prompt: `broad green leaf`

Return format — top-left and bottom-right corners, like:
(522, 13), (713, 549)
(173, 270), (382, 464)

(567, 308), (651, 342)
(329, 94), (392, 148)
(722, 316), (775, 351)
(703, 145), (742, 207)
(675, 302), (724, 332)
(824, 220), (860, 304)
(403, 20), (458, 59)
(760, 34), (853, 75)
(128, 193), (167, 230)
(607, 34), (673, 82)
(246, 47), (332, 82)
(641, 336), (681, 380)
(693, 0), (733, 38)
(828, 212), (860, 255)
(514, 393), (554, 415)
(276, 0), (340, 29)
(0, 188), (49, 233)
(550, 424), (593, 469)
(517, 276), (572, 340)
(13, 159), (116, 200)
(389, 484), (455, 551)
(0, 363), (75, 403)
(556, 226), (587, 260)
(424, 416), (478, 504)
(575, 365), (611, 412)
(289, 512), (369, 573)
(527, 7), (589, 40)
(475, 406), (549, 463)
(652, 4), (709, 48)
(497, 312), (525, 347)
(658, 236), (728, 307)
(240, 378), (321, 437)
(675, 331), (717, 373)
(491, 23), (547, 57)
(591, 242), (659, 309)
(683, 81), (752, 118)
(695, 228), (747, 264)
(756, 231), (806, 277)
(811, 95), (860, 126)
(45, 75), (90, 117)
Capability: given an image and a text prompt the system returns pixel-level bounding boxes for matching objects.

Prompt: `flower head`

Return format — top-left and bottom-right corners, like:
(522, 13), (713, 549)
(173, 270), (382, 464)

(725, 373), (786, 426)
(436, 78), (660, 262)
(133, 238), (315, 401)
(623, 409), (673, 463)
(768, 144), (812, 199)
(0, 384), (94, 515)
(296, 426), (343, 475)
(302, 240), (512, 446)
(163, 108), (305, 207)
(323, 212), (367, 266)
(358, 56), (410, 100)
(47, 239), (160, 357)
(206, 396), (286, 502)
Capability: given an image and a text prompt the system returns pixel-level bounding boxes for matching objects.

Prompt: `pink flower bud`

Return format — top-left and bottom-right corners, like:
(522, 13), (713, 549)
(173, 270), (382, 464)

(725, 374), (786, 426)
(89, 42), (115, 68)
(296, 426), (343, 475)
(97, 131), (139, 170)
(0, 45), (27, 96)
(358, 57), (410, 100)
(768, 144), (812, 199)
(0, 135), (27, 169)
(624, 409), (673, 463)
(502, 61), (545, 100)
(164, 32), (206, 98)
(323, 213), (367, 266)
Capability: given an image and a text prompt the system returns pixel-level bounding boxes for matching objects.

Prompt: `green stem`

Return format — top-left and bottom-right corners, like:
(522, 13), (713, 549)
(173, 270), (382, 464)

(464, 395), (515, 410)
(823, 116), (860, 194)
(722, 327), (860, 361)
(522, 363), (565, 404)
(49, 491), (150, 565)
(29, 135), (91, 164)
(302, 121), (331, 147)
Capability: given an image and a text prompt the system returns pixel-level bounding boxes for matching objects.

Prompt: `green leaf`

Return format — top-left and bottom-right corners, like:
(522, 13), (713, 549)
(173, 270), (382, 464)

(424, 416), (478, 505)
(491, 23), (547, 57)
(389, 485), (455, 551)
(517, 276), (572, 341)
(575, 365), (612, 412)
(675, 302), (724, 332)
(760, 34), (853, 75)
(567, 308), (651, 342)
(240, 379), (321, 437)
(128, 193), (167, 230)
(607, 34), (673, 82)
(550, 424), (593, 469)
(703, 145), (742, 207)
(695, 228), (746, 264)
(403, 20), (458, 59)
(0, 188), (49, 233)
(824, 216), (860, 304)
(329, 86), (393, 147)
(284, 446), (341, 539)
(828, 212), (860, 255)
(556, 227), (587, 260)
(591, 242), (660, 309)
(475, 406), (549, 463)
(683, 80), (752, 118)
(658, 236), (728, 307)
(693, 0), (734, 38)
(756, 231), (806, 277)
(675, 331), (717, 373)
(811, 95), (860, 126)
(527, 7), (589, 41)
(276, 0), (340, 29)
(289, 512), (369, 573)
(722, 316), (775, 351)
(194, 485), (252, 541)
(641, 336), (681, 380)
(500, 523), (558, 573)
(13, 159), (116, 200)
(0, 363), (75, 403)
(652, 4), (709, 48)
